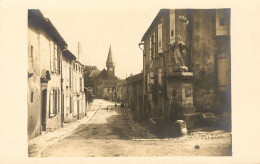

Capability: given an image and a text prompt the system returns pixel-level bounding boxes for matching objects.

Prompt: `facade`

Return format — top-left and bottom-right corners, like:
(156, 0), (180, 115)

(62, 50), (75, 123)
(28, 10), (86, 139)
(126, 73), (144, 120)
(139, 9), (231, 127)
(89, 46), (119, 100)
(115, 80), (127, 102)
(72, 60), (86, 120)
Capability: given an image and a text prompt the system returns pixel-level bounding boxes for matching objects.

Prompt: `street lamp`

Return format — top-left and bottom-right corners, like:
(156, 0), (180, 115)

(138, 41), (145, 118)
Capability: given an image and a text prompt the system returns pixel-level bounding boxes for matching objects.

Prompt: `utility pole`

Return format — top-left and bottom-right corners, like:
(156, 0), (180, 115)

(77, 42), (80, 61)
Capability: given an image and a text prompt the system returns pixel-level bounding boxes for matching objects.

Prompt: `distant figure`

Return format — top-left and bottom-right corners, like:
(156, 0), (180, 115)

(107, 107), (108, 112)
(120, 101), (125, 108)
(115, 103), (117, 109)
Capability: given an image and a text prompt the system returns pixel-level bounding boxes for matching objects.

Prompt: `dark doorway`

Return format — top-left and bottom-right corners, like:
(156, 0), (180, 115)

(41, 89), (47, 131)
(61, 93), (64, 127)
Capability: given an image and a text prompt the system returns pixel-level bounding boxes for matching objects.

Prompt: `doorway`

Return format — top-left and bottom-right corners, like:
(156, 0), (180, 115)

(41, 89), (47, 131)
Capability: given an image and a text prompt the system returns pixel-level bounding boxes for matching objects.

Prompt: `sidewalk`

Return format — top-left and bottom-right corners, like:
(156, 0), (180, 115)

(28, 101), (101, 157)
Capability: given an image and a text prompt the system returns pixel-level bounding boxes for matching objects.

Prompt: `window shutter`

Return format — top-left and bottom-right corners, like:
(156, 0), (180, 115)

(158, 23), (163, 53)
(54, 44), (58, 73)
(169, 10), (176, 44)
(50, 42), (54, 72)
(69, 67), (71, 88)
(150, 72), (154, 84)
(158, 69), (162, 87)
(153, 32), (156, 57)
(49, 90), (53, 117)
(149, 37), (152, 60)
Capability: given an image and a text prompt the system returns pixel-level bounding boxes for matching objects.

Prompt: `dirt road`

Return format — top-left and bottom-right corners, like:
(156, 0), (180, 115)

(39, 99), (231, 157)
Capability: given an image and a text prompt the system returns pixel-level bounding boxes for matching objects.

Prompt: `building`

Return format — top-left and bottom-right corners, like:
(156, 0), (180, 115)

(72, 60), (85, 120)
(126, 73), (144, 120)
(115, 80), (127, 102)
(28, 9), (86, 139)
(61, 49), (75, 123)
(140, 9), (231, 127)
(89, 46), (119, 100)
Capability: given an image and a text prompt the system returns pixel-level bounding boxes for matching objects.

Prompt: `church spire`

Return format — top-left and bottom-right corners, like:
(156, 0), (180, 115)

(106, 45), (115, 67)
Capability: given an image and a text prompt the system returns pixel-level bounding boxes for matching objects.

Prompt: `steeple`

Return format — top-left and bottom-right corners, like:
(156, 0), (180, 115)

(106, 45), (115, 67)
(106, 45), (115, 79)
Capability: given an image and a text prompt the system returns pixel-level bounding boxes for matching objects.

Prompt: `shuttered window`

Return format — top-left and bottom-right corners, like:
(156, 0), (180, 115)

(49, 90), (53, 118)
(54, 44), (58, 73)
(169, 10), (176, 44)
(69, 67), (72, 88)
(158, 69), (162, 87)
(149, 37), (152, 60)
(158, 23), (162, 53)
(50, 42), (54, 72)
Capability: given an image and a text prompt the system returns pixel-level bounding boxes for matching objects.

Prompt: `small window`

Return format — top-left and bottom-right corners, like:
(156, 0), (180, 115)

(220, 18), (225, 26)
(31, 91), (34, 102)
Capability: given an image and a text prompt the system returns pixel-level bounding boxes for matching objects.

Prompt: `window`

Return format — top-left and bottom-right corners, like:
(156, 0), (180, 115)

(216, 9), (230, 36)
(69, 67), (71, 88)
(158, 69), (162, 87)
(80, 78), (82, 92)
(50, 42), (54, 72)
(149, 37), (152, 60)
(169, 9), (176, 44)
(158, 23), (162, 53)
(31, 46), (33, 58)
(54, 44), (58, 73)
(31, 91), (34, 103)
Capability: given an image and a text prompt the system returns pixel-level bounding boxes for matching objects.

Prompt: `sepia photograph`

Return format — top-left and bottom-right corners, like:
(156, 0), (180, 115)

(27, 8), (232, 157)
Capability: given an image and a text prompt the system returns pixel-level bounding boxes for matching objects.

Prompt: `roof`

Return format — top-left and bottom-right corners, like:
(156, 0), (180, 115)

(62, 49), (77, 60)
(106, 45), (115, 66)
(141, 9), (169, 41)
(126, 73), (143, 84)
(74, 59), (84, 66)
(89, 70), (102, 78)
(116, 80), (126, 86)
(28, 9), (68, 50)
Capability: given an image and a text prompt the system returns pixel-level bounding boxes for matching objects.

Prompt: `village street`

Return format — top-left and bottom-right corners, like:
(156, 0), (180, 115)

(28, 99), (231, 157)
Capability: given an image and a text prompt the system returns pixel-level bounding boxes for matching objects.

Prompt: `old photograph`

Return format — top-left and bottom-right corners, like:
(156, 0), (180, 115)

(27, 8), (231, 157)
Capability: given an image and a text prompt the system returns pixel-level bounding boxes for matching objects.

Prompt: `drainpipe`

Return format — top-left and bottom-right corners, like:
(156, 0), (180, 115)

(138, 41), (145, 119)
(60, 48), (67, 127)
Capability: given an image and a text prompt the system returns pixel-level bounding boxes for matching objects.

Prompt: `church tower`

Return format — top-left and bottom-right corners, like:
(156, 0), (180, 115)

(106, 45), (115, 79)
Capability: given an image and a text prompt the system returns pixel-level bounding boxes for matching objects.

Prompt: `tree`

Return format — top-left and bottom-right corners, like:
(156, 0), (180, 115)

(83, 65), (98, 87)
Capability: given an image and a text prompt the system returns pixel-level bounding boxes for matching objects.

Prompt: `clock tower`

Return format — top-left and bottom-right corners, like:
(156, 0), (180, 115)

(106, 45), (115, 79)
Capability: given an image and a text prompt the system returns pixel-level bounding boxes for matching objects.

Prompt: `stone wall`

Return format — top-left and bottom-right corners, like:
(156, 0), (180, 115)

(191, 10), (217, 112)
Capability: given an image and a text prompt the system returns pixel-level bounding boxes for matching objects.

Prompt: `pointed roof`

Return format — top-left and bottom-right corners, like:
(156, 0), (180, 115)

(106, 45), (115, 67)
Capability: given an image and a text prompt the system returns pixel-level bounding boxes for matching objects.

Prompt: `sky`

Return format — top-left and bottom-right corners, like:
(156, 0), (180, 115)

(41, 9), (159, 79)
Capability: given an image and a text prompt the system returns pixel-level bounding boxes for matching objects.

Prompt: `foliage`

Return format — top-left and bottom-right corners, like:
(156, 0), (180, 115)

(83, 65), (98, 87)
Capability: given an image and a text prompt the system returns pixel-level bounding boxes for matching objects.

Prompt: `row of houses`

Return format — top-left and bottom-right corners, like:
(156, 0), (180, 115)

(28, 10), (86, 139)
(120, 9), (231, 128)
